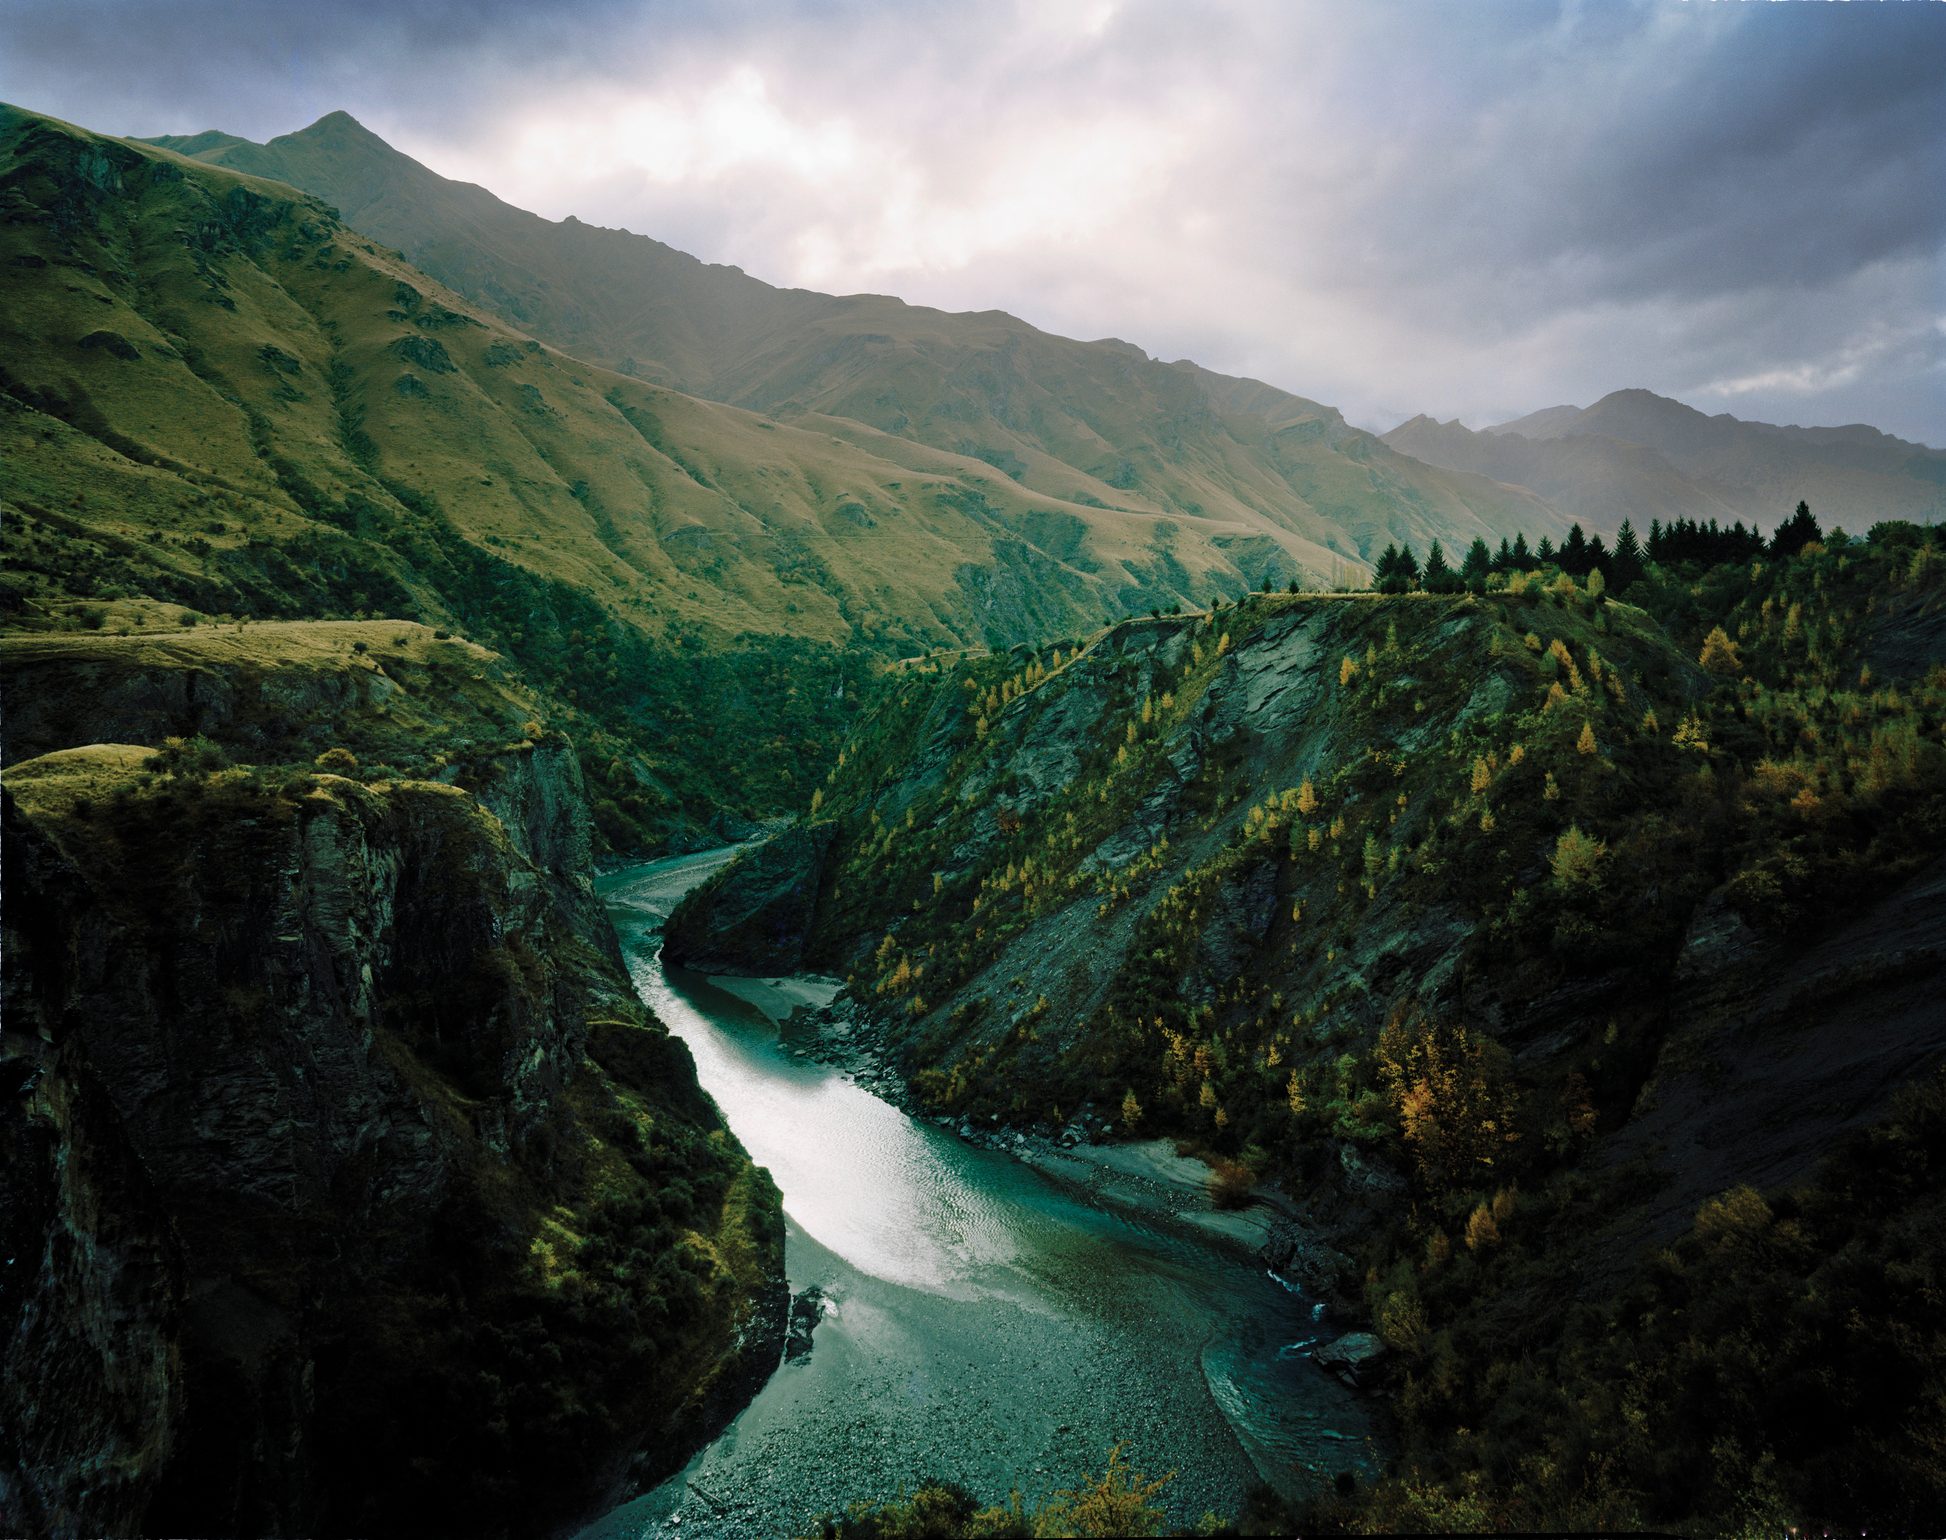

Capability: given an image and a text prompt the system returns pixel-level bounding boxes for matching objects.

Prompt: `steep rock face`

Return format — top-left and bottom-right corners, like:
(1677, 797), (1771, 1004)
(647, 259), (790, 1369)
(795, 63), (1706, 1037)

(663, 822), (836, 975)
(0, 748), (785, 1538)
(1597, 859), (1946, 1259)
(0, 623), (610, 944)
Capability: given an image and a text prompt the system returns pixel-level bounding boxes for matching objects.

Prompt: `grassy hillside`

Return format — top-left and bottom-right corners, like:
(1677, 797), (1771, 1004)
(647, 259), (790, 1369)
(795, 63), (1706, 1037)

(7, 102), (1372, 845)
(152, 110), (1575, 570)
(684, 523), (1946, 1533)
(6, 101), (1293, 644)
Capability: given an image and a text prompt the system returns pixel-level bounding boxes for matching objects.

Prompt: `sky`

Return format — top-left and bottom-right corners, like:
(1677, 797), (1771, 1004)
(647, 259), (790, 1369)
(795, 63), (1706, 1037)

(4, 0), (1942, 444)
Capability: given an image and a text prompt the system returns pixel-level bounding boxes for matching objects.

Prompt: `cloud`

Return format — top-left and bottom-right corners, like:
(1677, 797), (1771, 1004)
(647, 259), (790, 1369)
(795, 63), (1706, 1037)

(3, 0), (1941, 442)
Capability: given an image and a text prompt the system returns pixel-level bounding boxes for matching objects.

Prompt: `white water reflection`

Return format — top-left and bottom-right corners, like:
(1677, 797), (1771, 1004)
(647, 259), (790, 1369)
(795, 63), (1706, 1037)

(630, 956), (1026, 1297)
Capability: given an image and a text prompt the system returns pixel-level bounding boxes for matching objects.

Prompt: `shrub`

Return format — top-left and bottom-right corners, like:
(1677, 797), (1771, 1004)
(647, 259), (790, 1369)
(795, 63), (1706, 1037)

(1209, 1158), (1257, 1210)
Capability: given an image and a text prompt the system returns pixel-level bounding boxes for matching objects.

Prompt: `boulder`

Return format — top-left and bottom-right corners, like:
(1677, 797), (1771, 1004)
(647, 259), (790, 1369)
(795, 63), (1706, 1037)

(1312, 1331), (1389, 1389)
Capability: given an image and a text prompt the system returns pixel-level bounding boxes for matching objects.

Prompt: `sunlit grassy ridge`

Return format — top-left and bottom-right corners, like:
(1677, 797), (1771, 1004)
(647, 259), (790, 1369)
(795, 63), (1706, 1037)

(158, 109), (1576, 571)
(2, 101), (1347, 847)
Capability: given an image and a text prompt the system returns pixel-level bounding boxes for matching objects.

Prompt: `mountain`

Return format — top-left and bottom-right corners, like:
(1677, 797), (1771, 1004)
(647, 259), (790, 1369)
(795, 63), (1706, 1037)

(1388, 388), (1946, 538)
(9, 101), (1420, 848)
(667, 528), (1946, 1533)
(11, 102), (1278, 648)
(148, 110), (1573, 567)
(1382, 412), (1750, 537)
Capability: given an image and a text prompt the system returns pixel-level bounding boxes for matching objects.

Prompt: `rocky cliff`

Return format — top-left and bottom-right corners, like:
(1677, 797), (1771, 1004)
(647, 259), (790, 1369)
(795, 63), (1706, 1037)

(662, 822), (835, 975)
(1, 633), (787, 1538)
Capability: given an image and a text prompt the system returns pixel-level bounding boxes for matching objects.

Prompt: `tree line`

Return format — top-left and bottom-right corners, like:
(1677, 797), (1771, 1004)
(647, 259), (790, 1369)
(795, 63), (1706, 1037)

(1366, 500), (1828, 596)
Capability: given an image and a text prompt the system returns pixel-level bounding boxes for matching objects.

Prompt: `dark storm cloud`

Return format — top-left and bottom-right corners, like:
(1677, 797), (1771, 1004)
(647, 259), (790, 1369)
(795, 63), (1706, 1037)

(0, 0), (649, 139)
(1, 0), (1939, 442)
(1349, 5), (1946, 309)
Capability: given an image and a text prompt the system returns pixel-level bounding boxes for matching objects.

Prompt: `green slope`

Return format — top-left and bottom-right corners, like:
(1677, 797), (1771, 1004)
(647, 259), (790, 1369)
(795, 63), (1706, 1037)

(2, 102), (1394, 846)
(672, 526), (1946, 1532)
(152, 109), (1574, 568)
(5, 102), (1242, 648)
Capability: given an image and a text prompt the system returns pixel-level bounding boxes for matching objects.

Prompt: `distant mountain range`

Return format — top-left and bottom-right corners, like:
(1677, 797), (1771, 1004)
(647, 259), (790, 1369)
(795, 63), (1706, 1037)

(1385, 388), (1945, 539)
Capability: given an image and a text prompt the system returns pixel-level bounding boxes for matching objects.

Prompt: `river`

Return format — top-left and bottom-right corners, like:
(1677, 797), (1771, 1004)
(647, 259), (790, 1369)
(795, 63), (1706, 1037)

(580, 851), (1377, 1539)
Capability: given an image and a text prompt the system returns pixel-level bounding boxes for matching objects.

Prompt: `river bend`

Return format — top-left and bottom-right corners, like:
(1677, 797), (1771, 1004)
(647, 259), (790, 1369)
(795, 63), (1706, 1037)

(580, 851), (1375, 1539)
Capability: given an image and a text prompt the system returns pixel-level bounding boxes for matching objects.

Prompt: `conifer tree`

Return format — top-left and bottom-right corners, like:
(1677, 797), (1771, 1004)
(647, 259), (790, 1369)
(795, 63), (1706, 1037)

(1699, 625), (1743, 677)
(1422, 540), (1461, 593)
(1511, 531), (1532, 567)
(1560, 523), (1592, 576)
(1772, 499), (1822, 557)
(1373, 542), (1401, 591)
(1610, 519), (1647, 591)
(1463, 538), (1493, 592)
(1376, 540), (1419, 594)
(1398, 542), (1420, 583)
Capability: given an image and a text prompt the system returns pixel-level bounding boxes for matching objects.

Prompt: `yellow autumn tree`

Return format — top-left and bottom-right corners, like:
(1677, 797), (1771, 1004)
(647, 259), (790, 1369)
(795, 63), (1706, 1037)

(1694, 1184), (1773, 1252)
(1035, 1444), (1174, 1538)
(1120, 1089), (1143, 1130)
(1699, 626), (1744, 677)
(1576, 720), (1598, 756)
(1296, 777), (1319, 815)
(1550, 824), (1608, 889)
(1375, 1011), (1521, 1193)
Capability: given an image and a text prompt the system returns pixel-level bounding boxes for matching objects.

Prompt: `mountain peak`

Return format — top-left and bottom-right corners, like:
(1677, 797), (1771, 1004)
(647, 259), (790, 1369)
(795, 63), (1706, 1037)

(1587, 387), (1703, 418)
(282, 110), (391, 151)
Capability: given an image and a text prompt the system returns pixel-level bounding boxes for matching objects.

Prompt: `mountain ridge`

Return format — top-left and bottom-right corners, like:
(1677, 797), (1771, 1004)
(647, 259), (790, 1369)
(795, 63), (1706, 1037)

(144, 108), (1576, 565)
(1387, 386), (1945, 538)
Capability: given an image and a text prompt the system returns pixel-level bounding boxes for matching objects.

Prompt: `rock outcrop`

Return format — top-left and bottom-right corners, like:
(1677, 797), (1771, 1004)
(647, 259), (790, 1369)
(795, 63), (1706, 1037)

(664, 821), (836, 975)
(1, 690), (785, 1538)
(1312, 1332), (1389, 1390)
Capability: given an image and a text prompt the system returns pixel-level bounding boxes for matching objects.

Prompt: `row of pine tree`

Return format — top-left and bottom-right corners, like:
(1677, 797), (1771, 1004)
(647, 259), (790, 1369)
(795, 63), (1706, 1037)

(1365, 501), (1824, 596)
